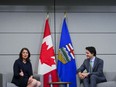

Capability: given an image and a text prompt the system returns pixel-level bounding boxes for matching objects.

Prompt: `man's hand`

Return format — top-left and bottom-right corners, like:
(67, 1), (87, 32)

(78, 72), (89, 79)
(78, 72), (84, 79)
(81, 72), (89, 78)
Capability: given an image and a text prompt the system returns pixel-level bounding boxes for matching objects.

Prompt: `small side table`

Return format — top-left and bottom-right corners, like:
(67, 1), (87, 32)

(48, 82), (71, 87)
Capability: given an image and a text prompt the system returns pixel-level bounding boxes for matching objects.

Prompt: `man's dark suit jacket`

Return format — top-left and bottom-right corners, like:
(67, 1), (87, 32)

(77, 57), (107, 81)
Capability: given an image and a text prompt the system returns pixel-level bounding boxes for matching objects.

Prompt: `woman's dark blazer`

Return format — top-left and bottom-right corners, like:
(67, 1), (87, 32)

(12, 58), (33, 87)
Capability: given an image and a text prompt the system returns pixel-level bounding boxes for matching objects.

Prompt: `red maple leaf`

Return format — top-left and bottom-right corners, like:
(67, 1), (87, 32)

(40, 42), (56, 66)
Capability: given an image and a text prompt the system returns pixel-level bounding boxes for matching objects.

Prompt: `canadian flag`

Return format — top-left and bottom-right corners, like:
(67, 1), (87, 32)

(38, 16), (58, 87)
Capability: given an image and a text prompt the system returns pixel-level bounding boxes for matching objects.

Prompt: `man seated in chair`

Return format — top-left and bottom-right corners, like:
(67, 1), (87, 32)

(77, 46), (107, 87)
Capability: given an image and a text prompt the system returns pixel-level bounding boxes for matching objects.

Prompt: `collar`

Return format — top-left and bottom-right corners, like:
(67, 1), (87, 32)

(90, 56), (95, 62)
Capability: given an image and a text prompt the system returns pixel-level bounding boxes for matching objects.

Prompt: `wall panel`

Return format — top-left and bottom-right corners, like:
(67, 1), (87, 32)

(0, 6), (116, 74)
(0, 13), (54, 32)
(56, 34), (116, 54)
(0, 34), (55, 54)
(56, 13), (116, 32)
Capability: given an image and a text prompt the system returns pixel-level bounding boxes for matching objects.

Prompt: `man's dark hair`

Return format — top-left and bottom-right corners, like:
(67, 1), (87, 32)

(85, 46), (96, 56)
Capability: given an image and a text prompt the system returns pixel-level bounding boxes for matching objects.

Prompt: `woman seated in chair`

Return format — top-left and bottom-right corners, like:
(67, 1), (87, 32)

(12, 48), (41, 87)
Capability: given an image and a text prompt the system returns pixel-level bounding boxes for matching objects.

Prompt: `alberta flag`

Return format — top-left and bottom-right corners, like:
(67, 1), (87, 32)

(57, 17), (77, 87)
(38, 15), (58, 87)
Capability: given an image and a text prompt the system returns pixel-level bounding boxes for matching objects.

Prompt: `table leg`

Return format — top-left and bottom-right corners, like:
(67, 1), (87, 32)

(67, 84), (69, 87)
(50, 84), (53, 87)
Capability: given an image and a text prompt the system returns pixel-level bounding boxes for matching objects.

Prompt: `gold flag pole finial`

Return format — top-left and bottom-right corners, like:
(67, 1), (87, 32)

(64, 12), (67, 18)
(47, 12), (49, 19)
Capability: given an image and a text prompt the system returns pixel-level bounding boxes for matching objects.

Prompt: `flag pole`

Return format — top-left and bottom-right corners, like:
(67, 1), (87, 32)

(54, 0), (57, 60)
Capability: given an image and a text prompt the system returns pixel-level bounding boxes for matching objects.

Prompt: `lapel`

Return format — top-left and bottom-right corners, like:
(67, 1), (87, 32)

(87, 59), (91, 71)
(92, 57), (98, 71)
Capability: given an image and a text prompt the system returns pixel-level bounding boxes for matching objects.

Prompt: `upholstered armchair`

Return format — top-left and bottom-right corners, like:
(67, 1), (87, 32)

(0, 72), (42, 87)
(77, 72), (116, 87)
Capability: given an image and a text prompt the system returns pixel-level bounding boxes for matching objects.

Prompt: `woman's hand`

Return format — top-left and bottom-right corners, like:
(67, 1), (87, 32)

(28, 76), (33, 84)
(19, 69), (24, 76)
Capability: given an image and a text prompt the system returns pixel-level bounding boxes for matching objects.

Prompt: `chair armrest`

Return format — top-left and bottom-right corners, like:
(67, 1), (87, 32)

(0, 73), (2, 87)
(33, 74), (43, 87)
(33, 74), (40, 81)
(76, 74), (81, 87)
(0, 73), (7, 87)
(104, 72), (116, 81)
